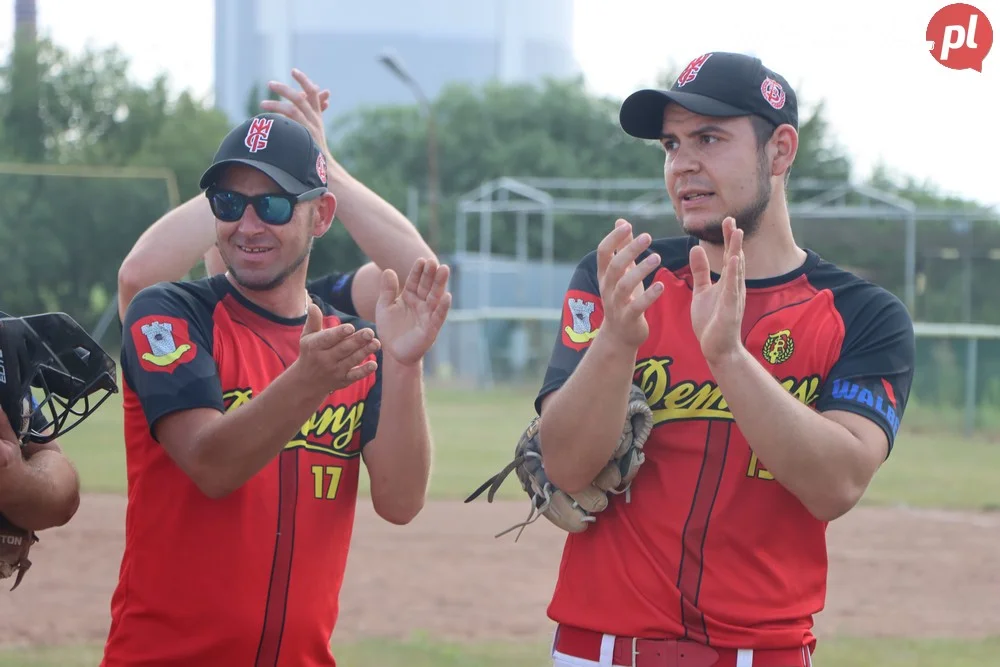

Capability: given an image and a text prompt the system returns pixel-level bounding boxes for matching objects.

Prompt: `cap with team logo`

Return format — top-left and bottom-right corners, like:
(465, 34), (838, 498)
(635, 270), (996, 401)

(619, 51), (798, 140)
(199, 112), (329, 195)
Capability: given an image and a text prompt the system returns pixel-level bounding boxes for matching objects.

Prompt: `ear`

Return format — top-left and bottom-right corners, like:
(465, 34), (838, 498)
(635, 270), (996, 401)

(769, 124), (798, 180)
(311, 192), (338, 238)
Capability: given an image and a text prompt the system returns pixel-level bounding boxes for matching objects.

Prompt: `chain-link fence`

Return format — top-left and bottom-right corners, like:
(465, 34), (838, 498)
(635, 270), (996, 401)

(431, 312), (1000, 437)
(429, 176), (1000, 436)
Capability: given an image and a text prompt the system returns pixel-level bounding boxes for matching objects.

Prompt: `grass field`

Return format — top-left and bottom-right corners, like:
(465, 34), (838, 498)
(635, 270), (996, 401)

(2, 636), (1000, 667)
(3, 385), (997, 666)
(66, 385), (1000, 510)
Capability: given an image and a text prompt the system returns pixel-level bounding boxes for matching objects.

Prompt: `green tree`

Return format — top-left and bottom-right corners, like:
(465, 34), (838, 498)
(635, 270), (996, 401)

(322, 76), (856, 266)
(788, 100), (852, 185)
(322, 76), (667, 268)
(323, 74), (997, 326)
(130, 91), (233, 200)
(2, 24), (43, 161)
(0, 38), (230, 334)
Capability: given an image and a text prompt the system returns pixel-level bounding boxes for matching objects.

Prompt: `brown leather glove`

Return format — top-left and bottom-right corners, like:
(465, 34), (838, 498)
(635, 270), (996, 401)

(465, 384), (653, 541)
(0, 513), (38, 591)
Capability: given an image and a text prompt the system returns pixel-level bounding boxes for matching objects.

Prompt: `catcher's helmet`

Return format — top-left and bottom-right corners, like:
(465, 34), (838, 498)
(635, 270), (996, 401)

(0, 312), (118, 445)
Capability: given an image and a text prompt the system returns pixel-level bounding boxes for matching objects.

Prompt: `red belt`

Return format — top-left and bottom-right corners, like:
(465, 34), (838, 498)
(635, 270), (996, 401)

(553, 624), (811, 667)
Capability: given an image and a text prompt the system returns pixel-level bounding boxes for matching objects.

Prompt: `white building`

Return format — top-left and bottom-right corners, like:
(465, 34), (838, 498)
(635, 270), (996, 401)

(214, 0), (580, 123)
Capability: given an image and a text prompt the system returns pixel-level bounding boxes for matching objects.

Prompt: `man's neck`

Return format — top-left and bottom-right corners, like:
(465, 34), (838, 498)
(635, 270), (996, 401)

(226, 273), (310, 320)
(698, 204), (807, 280)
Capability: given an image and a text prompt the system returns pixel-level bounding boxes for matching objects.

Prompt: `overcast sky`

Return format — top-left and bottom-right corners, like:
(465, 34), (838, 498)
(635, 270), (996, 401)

(0, 0), (996, 210)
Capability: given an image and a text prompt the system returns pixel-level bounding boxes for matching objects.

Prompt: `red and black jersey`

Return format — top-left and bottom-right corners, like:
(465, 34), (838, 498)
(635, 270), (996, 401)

(102, 273), (380, 667)
(537, 235), (915, 652)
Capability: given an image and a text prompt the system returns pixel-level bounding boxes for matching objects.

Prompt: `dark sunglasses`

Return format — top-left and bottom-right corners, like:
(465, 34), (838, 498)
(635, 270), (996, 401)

(206, 187), (327, 226)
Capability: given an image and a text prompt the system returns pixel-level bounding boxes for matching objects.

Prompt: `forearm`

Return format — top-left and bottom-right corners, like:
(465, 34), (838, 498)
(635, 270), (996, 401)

(328, 165), (437, 270)
(363, 356), (431, 524)
(539, 332), (639, 493)
(0, 451), (80, 530)
(709, 347), (873, 520)
(118, 196), (217, 315)
(192, 363), (328, 498)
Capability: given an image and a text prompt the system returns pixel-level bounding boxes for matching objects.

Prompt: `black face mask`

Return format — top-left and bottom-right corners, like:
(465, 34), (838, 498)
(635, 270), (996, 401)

(0, 312), (118, 445)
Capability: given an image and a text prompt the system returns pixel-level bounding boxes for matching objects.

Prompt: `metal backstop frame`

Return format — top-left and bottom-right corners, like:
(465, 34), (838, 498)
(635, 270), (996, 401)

(447, 177), (1000, 435)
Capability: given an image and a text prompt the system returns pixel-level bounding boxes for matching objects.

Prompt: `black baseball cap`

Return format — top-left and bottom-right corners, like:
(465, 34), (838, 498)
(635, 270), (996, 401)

(199, 113), (329, 195)
(619, 52), (798, 140)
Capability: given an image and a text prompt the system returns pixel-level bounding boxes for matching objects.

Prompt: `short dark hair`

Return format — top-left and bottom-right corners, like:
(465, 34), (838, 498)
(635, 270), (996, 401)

(750, 115), (791, 185)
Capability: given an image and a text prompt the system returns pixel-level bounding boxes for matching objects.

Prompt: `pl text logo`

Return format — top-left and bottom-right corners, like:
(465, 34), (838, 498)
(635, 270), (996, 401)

(926, 3), (993, 71)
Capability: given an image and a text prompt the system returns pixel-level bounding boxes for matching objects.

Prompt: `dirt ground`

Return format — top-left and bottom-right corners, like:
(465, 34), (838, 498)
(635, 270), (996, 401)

(0, 494), (998, 649)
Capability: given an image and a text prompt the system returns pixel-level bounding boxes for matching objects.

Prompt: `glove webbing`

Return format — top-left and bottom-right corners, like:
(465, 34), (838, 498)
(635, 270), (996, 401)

(464, 454), (524, 505)
(8, 552), (33, 591)
(465, 451), (584, 541)
(0, 533), (38, 591)
(495, 451), (598, 542)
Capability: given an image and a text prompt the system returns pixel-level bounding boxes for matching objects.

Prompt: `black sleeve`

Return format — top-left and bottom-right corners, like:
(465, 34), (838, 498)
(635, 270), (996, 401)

(816, 289), (915, 455)
(307, 271), (358, 317)
(358, 346), (382, 448)
(534, 251), (603, 415)
(120, 283), (225, 440)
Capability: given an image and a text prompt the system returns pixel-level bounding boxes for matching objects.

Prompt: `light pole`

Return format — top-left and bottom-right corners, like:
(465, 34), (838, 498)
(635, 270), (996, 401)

(377, 50), (440, 254)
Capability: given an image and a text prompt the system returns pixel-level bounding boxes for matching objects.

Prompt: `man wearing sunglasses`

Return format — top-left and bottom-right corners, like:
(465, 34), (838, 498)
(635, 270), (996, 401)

(116, 68), (435, 325)
(101, 109), (451, 667)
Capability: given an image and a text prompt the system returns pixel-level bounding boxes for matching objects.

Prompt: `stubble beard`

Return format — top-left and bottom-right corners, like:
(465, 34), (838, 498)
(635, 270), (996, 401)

(224, 237), (313, 292)
(682, 158), (773, 246)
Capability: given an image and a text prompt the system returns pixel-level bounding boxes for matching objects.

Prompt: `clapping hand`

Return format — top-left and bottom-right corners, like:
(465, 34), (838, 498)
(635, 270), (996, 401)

(297, 305), (382, 395)
(594, 219), (665, 349)
(375, 259), (452, 367)
(261, 68), (332, 154)
(689, 217), (746, 365)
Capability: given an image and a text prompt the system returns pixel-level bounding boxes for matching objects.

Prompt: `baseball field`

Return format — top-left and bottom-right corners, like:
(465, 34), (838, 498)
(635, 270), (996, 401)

(0, 384), (997, 666)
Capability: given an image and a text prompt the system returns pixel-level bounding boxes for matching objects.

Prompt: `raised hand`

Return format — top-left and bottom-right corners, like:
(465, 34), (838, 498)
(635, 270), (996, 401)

(595, 219), (665, 349)
(260, 68), (333, 152)
(375, 259), (452, 367)
(689, 217), (746, 365)
(296, 303), (381, 395)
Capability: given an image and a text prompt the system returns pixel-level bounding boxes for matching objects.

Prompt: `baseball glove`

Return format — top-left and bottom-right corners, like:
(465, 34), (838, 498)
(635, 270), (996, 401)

(0, 513), (37, 591)
(465, 384), (653, 541)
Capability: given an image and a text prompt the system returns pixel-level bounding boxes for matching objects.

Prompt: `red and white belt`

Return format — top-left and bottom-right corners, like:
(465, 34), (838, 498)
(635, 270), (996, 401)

(551, 624), (813, 667)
